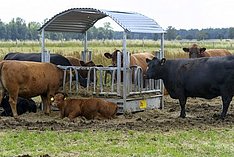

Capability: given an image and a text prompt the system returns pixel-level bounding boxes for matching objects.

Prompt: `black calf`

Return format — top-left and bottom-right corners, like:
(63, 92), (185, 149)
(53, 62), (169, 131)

(0, 95), (37, 116)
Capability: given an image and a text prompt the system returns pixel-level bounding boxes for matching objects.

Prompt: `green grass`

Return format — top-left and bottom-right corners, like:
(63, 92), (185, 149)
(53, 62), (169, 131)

(0, 128), (233, 157)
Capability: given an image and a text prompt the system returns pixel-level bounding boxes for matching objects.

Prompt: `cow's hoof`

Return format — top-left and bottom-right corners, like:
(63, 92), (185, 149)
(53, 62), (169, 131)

(14, 116), (20, 121)
(44, 112), (50, 116)
(179, 114), (186, 118)
(220, 115), (225, 121)
(219, 113), (227, 120)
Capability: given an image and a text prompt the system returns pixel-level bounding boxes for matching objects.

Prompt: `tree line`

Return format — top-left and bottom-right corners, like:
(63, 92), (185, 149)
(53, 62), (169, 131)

(166, 26), (234, 41)
(0, 17), (234, 41)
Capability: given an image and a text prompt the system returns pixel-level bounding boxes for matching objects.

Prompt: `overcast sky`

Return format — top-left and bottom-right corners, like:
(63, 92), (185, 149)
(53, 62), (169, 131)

(0, 0), (233, 30)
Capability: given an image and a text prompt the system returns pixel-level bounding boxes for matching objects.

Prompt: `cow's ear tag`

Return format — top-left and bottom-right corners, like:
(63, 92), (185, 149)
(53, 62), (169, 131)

(160, 58), (166, 65)
(51, 97), (54, 101)
(64, 97), (67, 100)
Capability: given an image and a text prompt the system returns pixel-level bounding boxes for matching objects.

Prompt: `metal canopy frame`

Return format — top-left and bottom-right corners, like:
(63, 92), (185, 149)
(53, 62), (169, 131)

(38, 8), (165, 111)
(38, 8), (165, 34)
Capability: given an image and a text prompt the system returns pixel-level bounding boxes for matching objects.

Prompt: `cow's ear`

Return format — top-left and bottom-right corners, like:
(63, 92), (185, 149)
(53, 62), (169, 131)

(160, 58), (166, 65)
(80, 60), (85, 66)
(86, 61), (95, 66)
(104, 53), (112, 59)
(183, 48), (189, 52)
(200, 48), (206, 53)
(146, 58), (151, 63)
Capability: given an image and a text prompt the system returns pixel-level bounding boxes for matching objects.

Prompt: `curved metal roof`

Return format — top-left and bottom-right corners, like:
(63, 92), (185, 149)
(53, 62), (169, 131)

(38, 8), (165, 34)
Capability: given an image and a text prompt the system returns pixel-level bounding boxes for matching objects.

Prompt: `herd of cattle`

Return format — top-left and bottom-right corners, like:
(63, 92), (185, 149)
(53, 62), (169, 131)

(0, 43), (233, 120)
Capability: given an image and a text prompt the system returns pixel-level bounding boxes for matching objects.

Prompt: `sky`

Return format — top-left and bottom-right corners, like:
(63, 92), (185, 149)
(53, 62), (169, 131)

(0, 0), (233, 30)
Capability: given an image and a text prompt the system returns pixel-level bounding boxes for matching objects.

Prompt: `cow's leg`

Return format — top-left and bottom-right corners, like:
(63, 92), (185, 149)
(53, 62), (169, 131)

(0, 91), (4, 105)
(220, 95), (232, 120)
(68, 110), (82, 121)
(60, 108), (65, 119)
(94, 112), (105, 120)
(8, 94), (18, 118)
(0, 84), (6, 107)
(68, 113), (77, 121)
(41, 95), (51, 115)
(179, 97), (187, 118)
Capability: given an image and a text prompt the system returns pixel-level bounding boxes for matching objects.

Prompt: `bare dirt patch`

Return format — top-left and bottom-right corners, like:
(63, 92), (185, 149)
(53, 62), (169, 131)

(0, 96), (234, 132)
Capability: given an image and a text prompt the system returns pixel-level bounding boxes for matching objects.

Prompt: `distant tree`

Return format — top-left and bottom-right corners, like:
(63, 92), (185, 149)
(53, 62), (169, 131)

(103, 22), (114, 39)
(6, 17), (28, 40)
(176, 35), (182, 40)
(217, 33), (224, 40)
(0, 19), (7, 39)
(153, 34), (159, 40)
(196, 31), (209, 41)
(15, 17), (28, 40)
(88, 26), (98, 39)
(27, 22), (41, 40)
(97, 27), (105, 39)
(48, 32), (63, 40)
(166, 26), (177, 40)
(185, 34), (193, 40)
(228, 27), (234, 39)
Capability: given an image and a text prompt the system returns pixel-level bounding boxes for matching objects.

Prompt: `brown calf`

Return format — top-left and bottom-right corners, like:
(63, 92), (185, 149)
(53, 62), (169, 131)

(183, 44), (231, 58)
(52, 93), (118, 120)
(0, 60), (64, 117)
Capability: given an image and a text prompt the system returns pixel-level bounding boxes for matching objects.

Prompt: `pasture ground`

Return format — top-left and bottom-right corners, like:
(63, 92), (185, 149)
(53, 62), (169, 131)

(1, 96), (234, 132)
(0, 95), (234, 156)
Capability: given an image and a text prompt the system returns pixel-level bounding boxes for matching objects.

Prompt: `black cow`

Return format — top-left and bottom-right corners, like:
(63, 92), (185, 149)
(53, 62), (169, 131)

(4, 52), (87, 87)
(0, 95), (37, 116)
(146, 56), (234, 119)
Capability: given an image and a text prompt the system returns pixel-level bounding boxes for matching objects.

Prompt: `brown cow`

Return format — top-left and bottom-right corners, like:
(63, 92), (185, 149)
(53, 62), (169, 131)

(183, 44), (231, 58)
(104, 50), (154, 75)
(0, 60), (64, 117)
(52, 93), (118, 120)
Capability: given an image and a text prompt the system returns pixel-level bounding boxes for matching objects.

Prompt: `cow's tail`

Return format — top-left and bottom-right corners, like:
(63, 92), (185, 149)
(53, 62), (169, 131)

(0, 61), (4, 82)
(0, 61), (6, 105)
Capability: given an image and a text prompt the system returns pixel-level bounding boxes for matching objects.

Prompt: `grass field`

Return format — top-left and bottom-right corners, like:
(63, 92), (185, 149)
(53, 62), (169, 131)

(1, 39), (234, 65)
(0, 39), (234, 157)
(0, 128), (233, 157)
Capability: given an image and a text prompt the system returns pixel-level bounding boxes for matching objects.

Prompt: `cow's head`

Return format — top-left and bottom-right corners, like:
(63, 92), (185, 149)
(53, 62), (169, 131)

(146, 57), (166, 80)
(104, 50), (123, 66)
(78, 60), (97, 83)
(183, 44), (206, 58)
(51, 92), (67, 108)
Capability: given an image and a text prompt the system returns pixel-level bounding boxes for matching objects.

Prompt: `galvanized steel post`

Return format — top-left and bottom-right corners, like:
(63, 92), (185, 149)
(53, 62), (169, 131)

(122, 31), (127, 111)
(117, 51), (121, 96)
(160, 33), (165, 59)
(41, 28), (45, 62)
(82, 32), (88, 62)
(160, 33), (165, 109)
